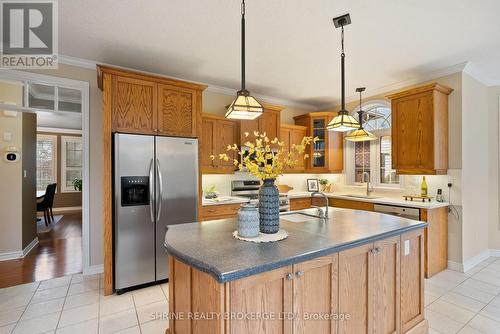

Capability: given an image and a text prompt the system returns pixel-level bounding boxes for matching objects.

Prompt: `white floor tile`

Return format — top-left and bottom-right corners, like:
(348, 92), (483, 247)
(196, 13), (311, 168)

(20, 298), (65, 321)
(2, 283), (39, 297)
(468, 314), (500, 333)
(0, 307), (25, 327)
(452, 282), (497, 304)
(55, 318), (98, 334)
(0, 292), (34, 310)
(131, 286), (165, 307)
(63, 291), (99, 310)
(160, 283), (169, 300)
(136, 300), (168, 324)
(67, 280), (99, 296)
(480, 302), (500, 323)
(425, 292), (441, 307)
(38, 277), (71, 291)
(439, 292), (487, 313)
(457, 327), (484, 334)
(140, 319), (169, 334)
(431, 270), (469, 286)
(99, 309), (138, 334)
(426, 309), (468, 334)
(12, 312), (59, 334)
(70, 273), (99, 284)
(0, 323), (16, 334)
(426, 281), (452, 297)
(472, 271), (500, 287)
(31, 286), (68, 304)
(459, 278), (500, 295)
(99, 293), (135, 317)
(58, 303), (99, 328)
(427, 300), (476, 325)
(113, 326), (141, 334)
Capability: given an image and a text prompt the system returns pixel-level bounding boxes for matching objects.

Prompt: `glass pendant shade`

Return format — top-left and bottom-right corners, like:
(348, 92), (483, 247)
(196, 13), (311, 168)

(327, 111), (360, 132)
(225, 90), (264, 120)
(345, 128), (377, 142)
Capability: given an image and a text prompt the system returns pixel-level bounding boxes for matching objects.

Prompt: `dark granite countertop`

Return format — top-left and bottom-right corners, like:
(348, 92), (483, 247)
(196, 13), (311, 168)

(164, 207), (427, 283)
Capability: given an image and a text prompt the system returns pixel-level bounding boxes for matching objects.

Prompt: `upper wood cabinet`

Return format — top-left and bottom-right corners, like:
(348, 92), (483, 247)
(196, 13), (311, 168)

(280, 124), (307, 172)
(200, 113), (238, 174)
(387, 83), (453, 175)
(98, 65), (206, 137)
(294, 112), (343, 173)
(239, 104), (283, 144)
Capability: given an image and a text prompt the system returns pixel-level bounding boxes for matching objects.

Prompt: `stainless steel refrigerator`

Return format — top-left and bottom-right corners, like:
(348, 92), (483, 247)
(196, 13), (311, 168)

(113, 133), (198, 292)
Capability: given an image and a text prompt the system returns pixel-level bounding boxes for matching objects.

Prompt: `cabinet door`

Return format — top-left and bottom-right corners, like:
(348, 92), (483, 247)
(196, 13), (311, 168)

(290, 128), (306, 171)
(311, 117), (328, 170)
(338, 243), (373, 334)
(216, 119), (238, 171)
(240, 118), (260, 144)
(259, 110), (280, 140)
(230, 266), (293, 334)
(293, 255), (338, 334)
(373, 236), (401, 334)
(288, 198), (311, 211)
(400, 229), (425, 333)
(157, 84), (197, 137)
(112, 76), (157, 134)
(392, 93), (434, 171)
(200, 118), (216, 171)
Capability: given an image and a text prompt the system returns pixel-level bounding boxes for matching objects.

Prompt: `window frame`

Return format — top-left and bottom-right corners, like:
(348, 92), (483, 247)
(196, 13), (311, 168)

(345, 101), (403, 189)
(60, 135), (83, 193)
(36, 134), (58, 192)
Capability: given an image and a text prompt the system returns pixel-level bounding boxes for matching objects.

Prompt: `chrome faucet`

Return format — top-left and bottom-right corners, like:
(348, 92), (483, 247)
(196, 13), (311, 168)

(311, 192), (329, 219)
(363, 172), (373, 197)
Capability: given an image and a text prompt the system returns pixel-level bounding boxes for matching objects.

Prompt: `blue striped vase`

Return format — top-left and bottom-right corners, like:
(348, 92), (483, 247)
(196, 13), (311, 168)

(258, 178), (280, 234)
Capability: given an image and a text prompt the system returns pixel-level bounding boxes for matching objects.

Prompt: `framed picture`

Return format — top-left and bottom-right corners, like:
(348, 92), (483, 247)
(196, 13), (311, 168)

(307, 179), (319, 192)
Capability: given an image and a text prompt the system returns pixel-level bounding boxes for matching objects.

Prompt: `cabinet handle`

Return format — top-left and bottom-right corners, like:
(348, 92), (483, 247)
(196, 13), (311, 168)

(370, 248), (376, 254)
(375, 247), (381, 253)
(286, 273), (294, 280)
(207, 209), (216, 213)
(296, 271), (304, 277)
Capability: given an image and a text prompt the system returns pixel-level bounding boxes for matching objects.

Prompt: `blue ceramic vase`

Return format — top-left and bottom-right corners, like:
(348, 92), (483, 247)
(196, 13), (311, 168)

(259, 178), (280, 234)
(237, 204), (260, 237)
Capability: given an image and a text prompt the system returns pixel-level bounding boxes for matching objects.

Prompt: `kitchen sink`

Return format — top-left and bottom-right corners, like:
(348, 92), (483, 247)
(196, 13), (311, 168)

(344, 194), (381, 199)
(280, 212), (325, 223)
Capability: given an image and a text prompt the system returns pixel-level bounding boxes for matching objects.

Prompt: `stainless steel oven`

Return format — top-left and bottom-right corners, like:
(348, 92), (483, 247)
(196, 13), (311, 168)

(231, 180), (290, 212)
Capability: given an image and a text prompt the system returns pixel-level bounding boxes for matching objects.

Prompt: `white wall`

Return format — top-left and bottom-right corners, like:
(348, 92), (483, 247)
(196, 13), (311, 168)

(488, 86), (500, 250)
(461, 73), (490, 262)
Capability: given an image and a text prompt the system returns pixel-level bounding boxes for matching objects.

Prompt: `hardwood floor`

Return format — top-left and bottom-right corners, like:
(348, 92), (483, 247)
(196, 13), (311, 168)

(0, 212), (82, 288)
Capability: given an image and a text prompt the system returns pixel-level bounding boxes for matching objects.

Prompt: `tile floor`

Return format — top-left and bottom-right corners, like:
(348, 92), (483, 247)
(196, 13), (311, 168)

(0, 274), (169, 334)
(426, 257), (500, 333)
(1, 257), (500, 334)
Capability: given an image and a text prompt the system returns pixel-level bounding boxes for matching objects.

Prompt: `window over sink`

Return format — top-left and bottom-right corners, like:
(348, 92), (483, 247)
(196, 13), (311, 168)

(346, 101), (400, 188)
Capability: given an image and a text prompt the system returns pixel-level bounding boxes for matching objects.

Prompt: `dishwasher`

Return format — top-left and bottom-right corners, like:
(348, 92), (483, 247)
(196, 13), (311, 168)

(373, 204), (420, 220)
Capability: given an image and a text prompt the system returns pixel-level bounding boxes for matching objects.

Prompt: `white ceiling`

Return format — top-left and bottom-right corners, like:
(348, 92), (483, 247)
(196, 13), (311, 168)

(59, 0), (500, 109)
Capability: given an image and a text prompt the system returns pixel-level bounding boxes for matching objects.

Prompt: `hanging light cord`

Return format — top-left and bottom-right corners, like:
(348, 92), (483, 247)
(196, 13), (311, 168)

(241, 0), (246, 92)
(340, 22), (346, 113)
(357, 91), (363, 129)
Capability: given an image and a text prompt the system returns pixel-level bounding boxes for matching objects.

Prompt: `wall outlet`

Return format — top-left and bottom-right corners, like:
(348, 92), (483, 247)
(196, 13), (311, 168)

(404, 240), (410, 256)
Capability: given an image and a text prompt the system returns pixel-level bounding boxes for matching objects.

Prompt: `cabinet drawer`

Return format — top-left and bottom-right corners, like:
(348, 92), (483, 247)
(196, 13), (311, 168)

(290, 197), (311, 211)
(201, 203), (241, 221)
(329, 198), (374, 211)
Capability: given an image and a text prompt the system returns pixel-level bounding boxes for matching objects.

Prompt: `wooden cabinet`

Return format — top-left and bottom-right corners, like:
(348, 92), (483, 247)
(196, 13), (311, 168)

(98, 65), (206, 138)
(239, 104), (282, 143)
(200, 113), (238, 173)
(111, 76), (157, 135)
(289, 197), (311, 211)
(400, 229), (425, 333)
(294, 112), (343, 173)
(421, 207), (448, 278)
(329, 198), (374, 211)
(338, 237), (400, 334)
(230, 266), (293, 334)
(280, 124), (307, 172)
(387, 83), (453, 175)
(200, 203), (241, 221)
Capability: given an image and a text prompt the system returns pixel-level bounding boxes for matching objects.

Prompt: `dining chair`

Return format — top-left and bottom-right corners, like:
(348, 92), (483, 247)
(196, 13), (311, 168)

(37, 183), (57, 226)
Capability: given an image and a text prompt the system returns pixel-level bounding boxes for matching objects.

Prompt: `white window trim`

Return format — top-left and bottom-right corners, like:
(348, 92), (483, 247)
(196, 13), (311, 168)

(61, 136), (83, 193)
(345, 101), (404, 190)
(36, 134), (58, 192)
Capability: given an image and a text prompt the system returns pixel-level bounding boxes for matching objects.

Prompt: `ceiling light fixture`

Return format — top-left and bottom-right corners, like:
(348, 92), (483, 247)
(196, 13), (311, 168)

(225, 0), (264, 120)
(345, 87), (377, 142)
(327, 14), (360, 132)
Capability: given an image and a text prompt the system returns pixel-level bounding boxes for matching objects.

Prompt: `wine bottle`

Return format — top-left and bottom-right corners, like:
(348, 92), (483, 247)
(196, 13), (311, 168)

(421, 176), (428, 197)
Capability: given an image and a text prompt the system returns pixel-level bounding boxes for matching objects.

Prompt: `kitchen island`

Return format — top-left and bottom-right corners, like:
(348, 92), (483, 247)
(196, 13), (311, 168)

(164, 207), (428, 334)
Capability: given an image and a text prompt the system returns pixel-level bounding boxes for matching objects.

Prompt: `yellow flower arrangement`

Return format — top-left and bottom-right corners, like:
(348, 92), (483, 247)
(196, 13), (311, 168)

(211, 131), (318, 180)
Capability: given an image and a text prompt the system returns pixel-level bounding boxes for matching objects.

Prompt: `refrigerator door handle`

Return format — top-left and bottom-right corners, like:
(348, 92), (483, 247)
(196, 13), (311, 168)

(148, 158), (155, 223)
(156, 158), (163, 222)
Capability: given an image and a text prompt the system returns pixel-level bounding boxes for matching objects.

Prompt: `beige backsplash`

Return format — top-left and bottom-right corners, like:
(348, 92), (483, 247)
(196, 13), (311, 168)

(202, 168), (462, 206)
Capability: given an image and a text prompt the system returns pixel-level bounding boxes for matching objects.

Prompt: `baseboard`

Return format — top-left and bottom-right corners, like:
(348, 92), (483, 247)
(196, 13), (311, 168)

(84, 264), (103, 275)
(0, 237), (39, 261)
(23, 238), (38, 257)
(448, 249), (500, 273)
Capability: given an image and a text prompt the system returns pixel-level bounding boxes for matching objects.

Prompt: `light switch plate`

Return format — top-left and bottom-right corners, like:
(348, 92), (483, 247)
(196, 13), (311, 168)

(3, 132), (12, 142)
(404, 240), (410, 256)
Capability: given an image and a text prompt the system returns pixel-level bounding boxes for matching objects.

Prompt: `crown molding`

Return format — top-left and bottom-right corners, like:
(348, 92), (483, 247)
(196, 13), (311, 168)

(317, 62), (470, 110)
(58, 55), (318, 111)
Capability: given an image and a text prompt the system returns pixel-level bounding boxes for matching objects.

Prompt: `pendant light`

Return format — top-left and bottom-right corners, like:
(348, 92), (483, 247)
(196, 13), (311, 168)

(345, 87), (377, 142)
(225, 0), (264, 120)
(327, 14), (360, 132)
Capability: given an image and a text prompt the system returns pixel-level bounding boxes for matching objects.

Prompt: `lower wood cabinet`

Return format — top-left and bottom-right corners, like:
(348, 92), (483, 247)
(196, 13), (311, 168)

(420, 207), (448, 277)
(329, 198), (375, 211)
(289, 198), (311, 211)
(168, 231), (427, 334)
(200, 203), (241, 221)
